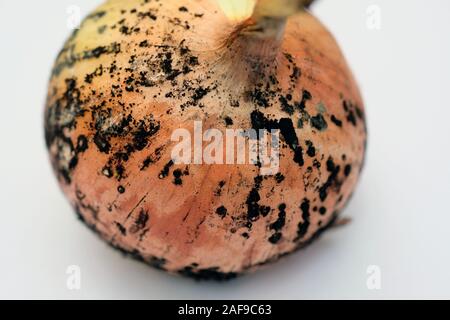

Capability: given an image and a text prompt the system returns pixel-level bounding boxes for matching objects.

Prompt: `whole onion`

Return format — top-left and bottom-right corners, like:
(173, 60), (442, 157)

(45, 0), (367, 280)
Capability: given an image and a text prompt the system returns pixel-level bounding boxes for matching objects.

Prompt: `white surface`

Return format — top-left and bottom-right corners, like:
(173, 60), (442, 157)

(1, 0), (450, 299)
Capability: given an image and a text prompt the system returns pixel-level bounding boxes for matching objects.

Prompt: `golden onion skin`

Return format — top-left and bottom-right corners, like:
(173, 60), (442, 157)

(44, 0), (366, 280)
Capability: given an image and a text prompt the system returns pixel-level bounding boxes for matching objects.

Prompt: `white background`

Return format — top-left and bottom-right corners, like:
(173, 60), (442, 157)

(1, 0), (449, 299)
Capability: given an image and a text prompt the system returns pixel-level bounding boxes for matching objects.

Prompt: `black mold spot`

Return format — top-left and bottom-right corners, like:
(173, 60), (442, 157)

(268, 204), (286, 244)
(344, 164), (352, 177)
(192, 86), (210, 102)
(159, 160), (174, 179)
(306, 140), (316, 157)
(330, 115), (343, 127)
(270, 204), (286, 231)
(248, 88), (270, 108)
(251, 110), (304, 166)
(296, 198), (310, 240)
(274, 173), (285, 183)
(296, 90), (312, 110)
(224, 116), (233, 126)
(214, 181), (226, 196)
(319, 157), (341, 201)
(178, 266), (238, 281)
(45, 78), (86, 184)
(216, 206), (227, 219)
(130, 209), (149, 234)
(310, 114), (328, 131)
(245, 175), (271, 222)
(279, 95), (294, 115)
(268, 232), (282, 244)
(76, 135), (88, 153)
(115, 222), (127, 236)
(347, 111), (356, 126)
(139, 40), (149, 47)
(94, 133), (111, 153)
(173, 168), (183, 185)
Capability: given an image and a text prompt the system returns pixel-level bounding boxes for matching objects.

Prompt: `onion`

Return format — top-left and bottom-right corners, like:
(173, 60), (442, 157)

(45, 0), (367, 280)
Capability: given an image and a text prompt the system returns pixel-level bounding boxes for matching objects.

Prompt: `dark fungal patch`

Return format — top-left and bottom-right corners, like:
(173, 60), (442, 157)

(45, 78), (87, 184)
(305, 140), (316, 157)
(75, 188), (99, 220)
(291, 66), (301, 83)
(84, 65), (103, 84)
(173, 168), (184, 185)
(115, 222), (127, 236)
(192, 86), (210, 102)
(117, 185), (125, 194)
(245, 175), (271, 223)
(76, 135), (88, 153)
(296, 198), (311, 241)
(178, 266), (238, 281)
(52, 42), (121, 77)
(94, 132), (111, 153)
(319, 157), (341, 201)
(270, 204), (286, 231)
(246, 182), (262, 222)
(141, 156), (154, 170)
(356, 106), (365, 121)
(136, 9), (158, 21)
(347, 111), (357, 126)
(279, 95), (294, 115)
(159, 160), (174, 179)
(130, 209), (149, 234)
(274, 172), (285, 183)
(310, 114), (328, 131)
(216, 206), (227, 219)
(86, 10), (107, 21)
(214, 180), (226, 196)
(344, 164), (352, 177)
(90, 111), (160, 180)
(284, 52), (302, 84)
(330, 115), (343, 127)
(319, 207), (327, 215)
(268, 232), (282, 244)
(97, 25), (107, 34)
(224, 116), (233, 126)
(268, 204), (286, 243)
(247, 88), (270, 108)
(343, 100), (364, 127)
(251, 110), (304, 166)
(296, 89), (312, 110)
(139, 40), (149, 47)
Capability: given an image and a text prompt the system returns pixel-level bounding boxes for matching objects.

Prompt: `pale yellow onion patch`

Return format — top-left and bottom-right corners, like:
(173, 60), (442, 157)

(252, 0), (301, 18)
(216, 0), (257, 21)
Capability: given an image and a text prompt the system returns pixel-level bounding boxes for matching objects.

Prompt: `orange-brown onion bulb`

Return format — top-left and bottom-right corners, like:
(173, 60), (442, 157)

(44, 0), (367, 280)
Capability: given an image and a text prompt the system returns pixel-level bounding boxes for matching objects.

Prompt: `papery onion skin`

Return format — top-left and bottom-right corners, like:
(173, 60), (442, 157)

(44, 0), (367, 280)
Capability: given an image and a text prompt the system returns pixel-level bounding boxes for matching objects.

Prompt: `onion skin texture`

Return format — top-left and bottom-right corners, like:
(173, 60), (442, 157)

(44, 0), (367, 280)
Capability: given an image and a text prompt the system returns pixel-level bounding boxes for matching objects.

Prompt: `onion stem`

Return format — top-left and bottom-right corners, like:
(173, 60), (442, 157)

(243, 0), (316, 40)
